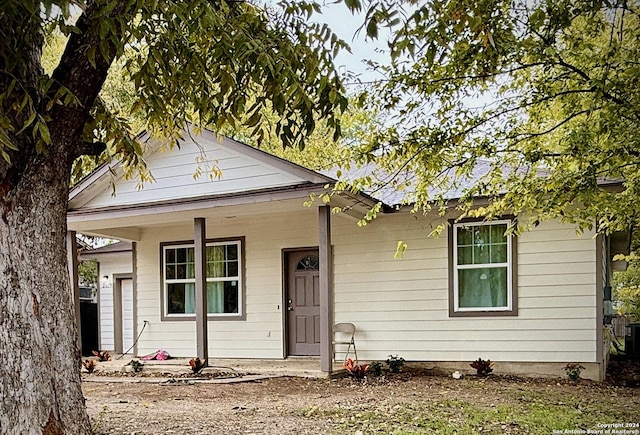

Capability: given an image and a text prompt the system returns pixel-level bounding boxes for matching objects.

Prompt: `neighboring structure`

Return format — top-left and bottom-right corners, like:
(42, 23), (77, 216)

(67, 127), (628, 380)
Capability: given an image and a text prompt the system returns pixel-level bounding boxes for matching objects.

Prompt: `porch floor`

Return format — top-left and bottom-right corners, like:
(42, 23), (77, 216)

(92, 356), (345, 378)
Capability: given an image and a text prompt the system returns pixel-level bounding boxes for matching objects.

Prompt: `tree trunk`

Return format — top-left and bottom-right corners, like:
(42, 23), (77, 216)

(0, 149), (91, 433)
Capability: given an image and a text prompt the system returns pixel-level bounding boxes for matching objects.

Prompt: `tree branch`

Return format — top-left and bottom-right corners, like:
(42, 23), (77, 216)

(507, 108), (599, 145)
(80, 141), (106, 156)
(48, 1), (139, 158)
(555, 57), (640, 120)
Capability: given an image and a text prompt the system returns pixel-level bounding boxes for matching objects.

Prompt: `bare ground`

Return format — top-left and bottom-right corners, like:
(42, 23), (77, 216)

(84, 365), (640, 435)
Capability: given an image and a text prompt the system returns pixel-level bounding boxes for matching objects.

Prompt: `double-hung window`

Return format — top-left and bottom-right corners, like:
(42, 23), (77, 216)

(163, 239), (242, 318)
(450, 220), (516, 316)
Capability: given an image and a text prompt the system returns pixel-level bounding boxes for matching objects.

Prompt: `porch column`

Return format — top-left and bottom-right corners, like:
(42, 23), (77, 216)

(194, 218), (209, 364)
(131, 242), (138, 356)
(66, 231), (82, 354)
(319, 205), (333, 373)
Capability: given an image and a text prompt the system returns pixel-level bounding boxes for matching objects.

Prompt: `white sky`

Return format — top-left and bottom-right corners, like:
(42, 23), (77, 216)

(313, 2), (393, 84)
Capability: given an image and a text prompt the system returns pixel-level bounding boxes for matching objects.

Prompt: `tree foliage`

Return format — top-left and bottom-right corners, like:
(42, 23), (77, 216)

(1, 0), (348, 183)
(330, 0), (640, 238)
(614, 262), (640, 321)
(225, 104), (377, 170)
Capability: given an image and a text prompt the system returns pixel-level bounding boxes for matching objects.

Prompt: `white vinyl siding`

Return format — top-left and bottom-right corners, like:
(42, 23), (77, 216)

(332, 216), (598, 364)
(75, 135), (309, 210)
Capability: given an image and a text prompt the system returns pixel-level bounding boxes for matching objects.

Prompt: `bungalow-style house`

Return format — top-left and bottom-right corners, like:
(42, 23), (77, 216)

(67, 127), (628, 381)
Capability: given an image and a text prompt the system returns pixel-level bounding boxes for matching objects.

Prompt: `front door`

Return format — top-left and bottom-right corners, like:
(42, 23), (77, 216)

(286, 250), (320, 356)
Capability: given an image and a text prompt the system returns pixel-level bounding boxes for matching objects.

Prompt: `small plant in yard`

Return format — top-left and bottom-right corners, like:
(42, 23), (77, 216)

(129, 359), (144, 373)
(92, 350), (112, 361)
(343, 358), (369, 379)
(470, 358), (494, 376)
(386, 355), (405, 373)
(91, 405), (110, 434)
(368, 361), (383, 377)
(189, 357), (207, 373)
(564, 363), (585, 381)
(82, 359), (97, 373)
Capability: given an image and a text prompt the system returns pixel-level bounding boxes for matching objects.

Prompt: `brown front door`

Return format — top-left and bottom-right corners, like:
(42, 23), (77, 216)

(286, 250), (320, 356)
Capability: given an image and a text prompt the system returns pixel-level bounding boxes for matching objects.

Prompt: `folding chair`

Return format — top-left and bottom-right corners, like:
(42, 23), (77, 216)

(333, 322), (358, 364)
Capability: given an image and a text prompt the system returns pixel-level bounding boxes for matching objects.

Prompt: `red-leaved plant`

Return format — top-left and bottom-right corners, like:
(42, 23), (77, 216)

(344, 358), (369, 379)
(189, 357), (207, 373)
(470, 358), (494, 376)
(92, 350), (111, 361)
(82, 359), (97, 373)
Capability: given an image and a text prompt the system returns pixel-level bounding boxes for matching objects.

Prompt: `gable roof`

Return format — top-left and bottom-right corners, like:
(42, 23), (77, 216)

(68, 127), (335, 211)
(322, 159), (499, 206)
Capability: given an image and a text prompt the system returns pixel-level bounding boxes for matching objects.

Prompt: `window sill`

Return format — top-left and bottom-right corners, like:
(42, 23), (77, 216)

(449, 309), (518, 318)
(161, 314), (245, 321)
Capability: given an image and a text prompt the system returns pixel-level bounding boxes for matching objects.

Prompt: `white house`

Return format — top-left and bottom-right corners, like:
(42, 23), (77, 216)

(67, 127), (627, 380)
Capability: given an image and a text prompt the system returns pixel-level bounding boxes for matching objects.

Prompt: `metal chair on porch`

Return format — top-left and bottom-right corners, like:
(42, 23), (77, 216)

(333, 322), (358, 364)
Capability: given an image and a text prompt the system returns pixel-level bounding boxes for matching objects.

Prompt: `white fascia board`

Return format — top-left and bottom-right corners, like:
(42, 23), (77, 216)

(67, 184), (325, 223)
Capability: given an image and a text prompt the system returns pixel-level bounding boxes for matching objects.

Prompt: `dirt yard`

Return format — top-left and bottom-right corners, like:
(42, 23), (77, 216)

(84, 365), (640, 435)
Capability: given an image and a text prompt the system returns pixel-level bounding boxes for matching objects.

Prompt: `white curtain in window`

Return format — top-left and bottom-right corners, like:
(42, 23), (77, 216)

(207, 282), (224, 313)
(184, 283), (196, 313)
(459, 267), (507, 308)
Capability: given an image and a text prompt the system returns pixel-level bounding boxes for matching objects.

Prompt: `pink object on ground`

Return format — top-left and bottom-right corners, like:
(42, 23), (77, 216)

(141, 350), (171, 361)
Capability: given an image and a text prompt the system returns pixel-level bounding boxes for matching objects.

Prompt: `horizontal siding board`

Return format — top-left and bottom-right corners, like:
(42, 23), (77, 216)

(355, 350), (596, 363)
(350, 329), (595, 342)
(517, 239), (595, 254)
(519, 251), (596, 265)
(339, 318), (595, 332)
(519, 273), (595, 286)
(518, 295), (595, 309)
(334, 290), (447, 303)
(518, 284), (595, 297)
(336, 307), (595, 322)
(350, 339), (593, 353)
(335, 269), (447, 284)
(337, 300), (448, 312)
(517, 228), (587, 243)
(519, 262), (595, 277)
(333, 260), (447, 273)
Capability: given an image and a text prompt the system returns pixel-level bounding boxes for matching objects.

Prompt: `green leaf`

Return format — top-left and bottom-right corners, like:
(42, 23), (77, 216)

(38, 122), (51, 145)
(366, 17), (378, 39)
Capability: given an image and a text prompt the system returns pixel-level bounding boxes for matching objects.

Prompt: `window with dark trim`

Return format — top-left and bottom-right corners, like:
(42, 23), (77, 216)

(163, 240), (242, 318)
(449, 219), (517, 316)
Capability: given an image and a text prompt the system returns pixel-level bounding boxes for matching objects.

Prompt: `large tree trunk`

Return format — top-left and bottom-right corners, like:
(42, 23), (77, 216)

(0, 2), (139, 432)
(0, 149), (91, 433)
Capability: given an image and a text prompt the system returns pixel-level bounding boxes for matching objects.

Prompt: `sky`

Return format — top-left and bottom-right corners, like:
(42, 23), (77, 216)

(313, 2), (392, 85)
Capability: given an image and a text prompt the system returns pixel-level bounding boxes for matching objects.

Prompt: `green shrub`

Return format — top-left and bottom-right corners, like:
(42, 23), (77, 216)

(386, 355), (405, 373)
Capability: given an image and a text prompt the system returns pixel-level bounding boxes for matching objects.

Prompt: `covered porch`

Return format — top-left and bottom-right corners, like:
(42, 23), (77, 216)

(68, 193), (372, 375)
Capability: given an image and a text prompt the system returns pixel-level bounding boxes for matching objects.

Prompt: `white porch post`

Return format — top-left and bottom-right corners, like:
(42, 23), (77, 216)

(194, 218), (209, 364)
(319, 206), (333, 373)
(66, 231), (82, 354)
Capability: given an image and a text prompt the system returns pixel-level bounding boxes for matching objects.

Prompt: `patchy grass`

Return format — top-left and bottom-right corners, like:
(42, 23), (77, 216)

(298, 376), (639, 434)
